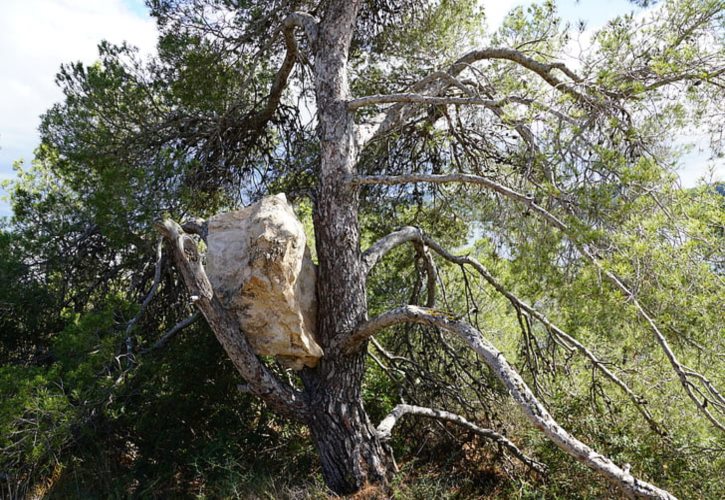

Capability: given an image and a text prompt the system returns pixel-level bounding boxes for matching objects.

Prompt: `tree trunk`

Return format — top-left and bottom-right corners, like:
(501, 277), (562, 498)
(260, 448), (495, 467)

(299, 0), (396, 494)
(303, 352), (394, 494)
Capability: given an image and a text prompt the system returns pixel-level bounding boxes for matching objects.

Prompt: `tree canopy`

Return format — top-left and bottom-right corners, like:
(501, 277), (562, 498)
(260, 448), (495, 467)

(1, 0), (724, 498)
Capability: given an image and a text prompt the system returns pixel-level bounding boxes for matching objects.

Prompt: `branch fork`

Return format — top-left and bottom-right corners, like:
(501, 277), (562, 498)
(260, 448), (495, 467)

(155, 218), (307, 420)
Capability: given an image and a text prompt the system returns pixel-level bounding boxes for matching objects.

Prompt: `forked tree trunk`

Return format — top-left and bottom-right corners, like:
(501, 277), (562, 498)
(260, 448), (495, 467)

(299, 0), (396, 493)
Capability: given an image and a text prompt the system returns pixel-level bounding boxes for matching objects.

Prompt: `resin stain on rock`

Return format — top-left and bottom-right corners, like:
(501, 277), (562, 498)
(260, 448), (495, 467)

(205, 194), (323, 370)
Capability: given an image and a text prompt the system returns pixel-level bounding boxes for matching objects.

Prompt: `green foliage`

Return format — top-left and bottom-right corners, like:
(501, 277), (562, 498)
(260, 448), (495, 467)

(1, 0), (724, 497)
(0, 365), (71, 497)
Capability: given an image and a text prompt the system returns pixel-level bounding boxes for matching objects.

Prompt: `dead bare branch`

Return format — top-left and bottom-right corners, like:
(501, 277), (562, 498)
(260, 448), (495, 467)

(181, 217), (208, 242)
(349, 94), (505, 110)
(356, 306), (676, 499)
(354, 173), (569, 230)
(282, 12), (319, 46)
(142, 312), (201, 353)
(377, 403), (547, 474)
(413, 241), (437, 308)
(360, 226), (667, 434)
(355, 172), (725, 431)
(124, 238), (165, 366)
(361, 47), (590, 143)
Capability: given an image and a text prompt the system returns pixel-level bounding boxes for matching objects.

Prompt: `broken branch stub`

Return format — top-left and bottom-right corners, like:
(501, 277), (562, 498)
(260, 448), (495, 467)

(205, 194), (323, 370)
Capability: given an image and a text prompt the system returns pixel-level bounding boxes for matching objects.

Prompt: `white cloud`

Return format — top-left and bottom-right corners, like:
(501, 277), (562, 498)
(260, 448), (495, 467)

(0, 0), (157, 216)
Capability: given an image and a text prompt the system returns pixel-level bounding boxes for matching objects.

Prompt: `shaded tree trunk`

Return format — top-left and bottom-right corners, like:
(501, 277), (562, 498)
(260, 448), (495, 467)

(299, 0), (396, 493)
(303, 352), (394, 494)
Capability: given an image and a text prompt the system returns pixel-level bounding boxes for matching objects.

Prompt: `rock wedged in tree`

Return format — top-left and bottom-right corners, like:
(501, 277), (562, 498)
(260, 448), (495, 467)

(205, 194), (322, 370)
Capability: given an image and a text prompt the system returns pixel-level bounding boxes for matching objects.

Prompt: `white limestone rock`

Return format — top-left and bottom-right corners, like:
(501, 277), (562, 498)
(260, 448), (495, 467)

(205, 194), (323, 370)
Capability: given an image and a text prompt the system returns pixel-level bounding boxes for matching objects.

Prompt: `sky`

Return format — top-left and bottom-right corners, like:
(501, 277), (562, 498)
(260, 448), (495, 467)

(0, 0), (721, 217)
(0, 0), (156, 216)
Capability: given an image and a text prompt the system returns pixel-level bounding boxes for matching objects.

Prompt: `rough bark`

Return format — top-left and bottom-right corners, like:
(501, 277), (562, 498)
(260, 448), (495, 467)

(298, 0), (395, 492)
(303, 352), (395, 494)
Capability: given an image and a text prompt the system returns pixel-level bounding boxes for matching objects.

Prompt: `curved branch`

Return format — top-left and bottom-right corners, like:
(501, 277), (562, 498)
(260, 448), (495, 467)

(349, 94), (505, 110)
(233, 12), (318, 141)
(363, 47), (589, 142)
(377, 404), (546, 474)
(354, 173), (568, 230)
(452, 48), (585, 100)
(357, 306), (675, 499)
(356, 173), (725, 431)
(360, 227), (664, 434)
(282, 11), (319, 46)
(641, 66), (725, 92)
(349, 93), (579, 130)
(352, 93), (552, 183)
(362, 226), (423, 275)
(577, 243), (725, 431)
(155, 218), (307, 420)
(362, 228), (435, 306)
(413, 241), (437, 308)
(142, 312), (201, 353)
(124, 238), (165, 365)
(437, 240), (666, 435)
(249, 13), (310, 129)
(181, 217), (208, 242)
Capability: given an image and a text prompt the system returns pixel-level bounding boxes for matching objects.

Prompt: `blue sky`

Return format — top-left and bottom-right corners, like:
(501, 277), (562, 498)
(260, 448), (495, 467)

(557, 0), (639, 26)
(124, 0), (150, 17)
(0, 0), (719, 218)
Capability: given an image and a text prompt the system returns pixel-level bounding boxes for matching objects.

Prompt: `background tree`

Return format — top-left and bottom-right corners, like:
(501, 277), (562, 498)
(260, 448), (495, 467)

(1, 0), (723, 498)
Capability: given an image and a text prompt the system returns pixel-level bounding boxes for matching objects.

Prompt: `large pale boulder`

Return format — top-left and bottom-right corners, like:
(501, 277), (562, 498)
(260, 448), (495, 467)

(205, 194), (323, 370)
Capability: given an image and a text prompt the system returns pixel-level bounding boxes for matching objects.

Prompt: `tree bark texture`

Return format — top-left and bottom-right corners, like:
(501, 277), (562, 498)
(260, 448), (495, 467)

(300, 0), (395, 492)
(303, 353), (395, 494)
